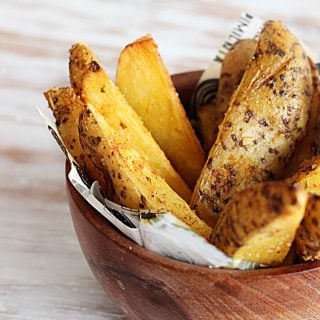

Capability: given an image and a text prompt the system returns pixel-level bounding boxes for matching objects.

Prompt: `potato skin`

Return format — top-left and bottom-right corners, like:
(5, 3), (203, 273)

(283, 59), (320, 177)
(69, 42), (192, 202)
(211, 182), (308, 266)
(79, 104), (212, 240)
(295, 194), (320, 261)
(286, 156), (320, 195)
(191, 20), (312, 227)
(198, 39), (257, 152)
(116, 35), (205, 187)
(44, 87), (107, 191)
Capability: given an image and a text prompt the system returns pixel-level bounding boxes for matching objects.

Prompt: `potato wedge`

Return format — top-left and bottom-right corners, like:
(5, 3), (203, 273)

(191, 20), (312, 227)
(78, 104), (212, 240)
(295, 194), (320, 261)
(283, 59), (320, 177)
(116, 35), (205, 187)
(44, 87), (107, 191)
(197, 40), (257, 151)
(69, 42), (191, 202)
(286, 156), (320, 195)
(211, 182), (308, 266)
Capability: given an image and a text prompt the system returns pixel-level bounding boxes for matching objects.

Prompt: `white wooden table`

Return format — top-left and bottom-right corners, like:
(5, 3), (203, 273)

(1, 0), (319, 319)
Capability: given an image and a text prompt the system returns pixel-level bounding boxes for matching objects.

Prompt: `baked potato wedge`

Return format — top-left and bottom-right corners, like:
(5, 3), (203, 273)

(79, 104), (212, 240)
(198, 39), (257, 151)
(116, 35), (205, 187)
(44, 87), (107, 190)
(283, 59), (320, 177)
(191, 20), (312, 227)
(211, 182), (308, 266)
(295, 194), (320, 261)
(286, 156), (320, 195)
(69, 42), (192, 202)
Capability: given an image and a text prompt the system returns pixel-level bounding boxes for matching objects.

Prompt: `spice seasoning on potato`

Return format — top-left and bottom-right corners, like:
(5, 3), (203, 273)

(44, 87), (108, 192)
(283, 59), (320, 178)
(296, 194), (320, 261)
(69, 42), (192, 202)
(191, 20), (312, 227)
(79, 104), (212, 240)
(116, 35), (206, 187)
(211, 182), (308, 266)
(198, 39), (257, 152)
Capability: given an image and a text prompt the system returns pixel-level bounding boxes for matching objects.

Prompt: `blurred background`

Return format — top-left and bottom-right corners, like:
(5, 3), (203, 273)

(1, 0), (319, 319)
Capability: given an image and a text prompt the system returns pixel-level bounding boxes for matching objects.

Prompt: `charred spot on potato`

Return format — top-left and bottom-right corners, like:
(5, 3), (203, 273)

(312, 217), (319, 227)
(221, 141), (228, 150)
(90, 61), (101, 72)
(207, 157), (213, 170)
(120, 122), (127, 129)
(225, 121), (232, 128)
(244, 110), (254, 123)
(260, 157), (266, 164)
(269, 193), (284, 214)
(279, 90), (286, 97)
(100, 86), (105, 93)
(226, 164), (237, 177)
(269, 148), (279, 154)
(258, 118), (268, 127)
(280, 74), (285, 81)
(120, 189), (127, 199)
(88, 136), (101, 146)
(266, 41), (285, 57)
(231, 134), (238, 143)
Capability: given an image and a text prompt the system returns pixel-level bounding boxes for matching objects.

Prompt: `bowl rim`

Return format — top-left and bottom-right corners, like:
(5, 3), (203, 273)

(66, 70), (320, 278)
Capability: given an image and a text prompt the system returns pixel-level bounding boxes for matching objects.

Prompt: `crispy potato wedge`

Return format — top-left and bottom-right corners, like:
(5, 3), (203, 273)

(79, 104), (212, 240)
(283, 59), (320, 177)
(198, 39), (257, 151)
(116, 35), (205, 187)
(211, 182), (308, 266)
(44, 87), (107, 191)
(69, 42), (191, 202)
(191, 20), (312, 227)
(286, 156), (320, 195)
(295, 194), (320, 261)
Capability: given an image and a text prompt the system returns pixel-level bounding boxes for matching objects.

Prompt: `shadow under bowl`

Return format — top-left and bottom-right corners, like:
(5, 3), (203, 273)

(66, 71), (320, 320)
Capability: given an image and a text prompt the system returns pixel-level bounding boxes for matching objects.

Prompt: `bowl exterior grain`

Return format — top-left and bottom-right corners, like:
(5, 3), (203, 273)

(67, 71), (320, 320)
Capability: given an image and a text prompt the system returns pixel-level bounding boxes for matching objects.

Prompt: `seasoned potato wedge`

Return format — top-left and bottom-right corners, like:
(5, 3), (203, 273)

(44, 87), (107, 190)
(283, 59), (320, 177)
(286, 156), (320, 195)
(116, 35), (205, 187)
(211, 182), (308, 266)
(69, 42), (191, 202)
(295, 194), (320, 261)
(79, 104), (212, 240)
(191, 20), (312, 227)
(198, 39), (257, 151)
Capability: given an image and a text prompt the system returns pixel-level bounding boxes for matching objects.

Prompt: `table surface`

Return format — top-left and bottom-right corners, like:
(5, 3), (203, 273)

(1, 0), (320, 319)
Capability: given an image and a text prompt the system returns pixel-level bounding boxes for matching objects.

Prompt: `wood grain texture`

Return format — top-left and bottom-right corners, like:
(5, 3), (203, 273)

(0, 0), (319, 319)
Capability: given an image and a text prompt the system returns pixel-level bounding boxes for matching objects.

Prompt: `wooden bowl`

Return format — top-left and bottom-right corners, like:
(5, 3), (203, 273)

(66, 71), (320, 320)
